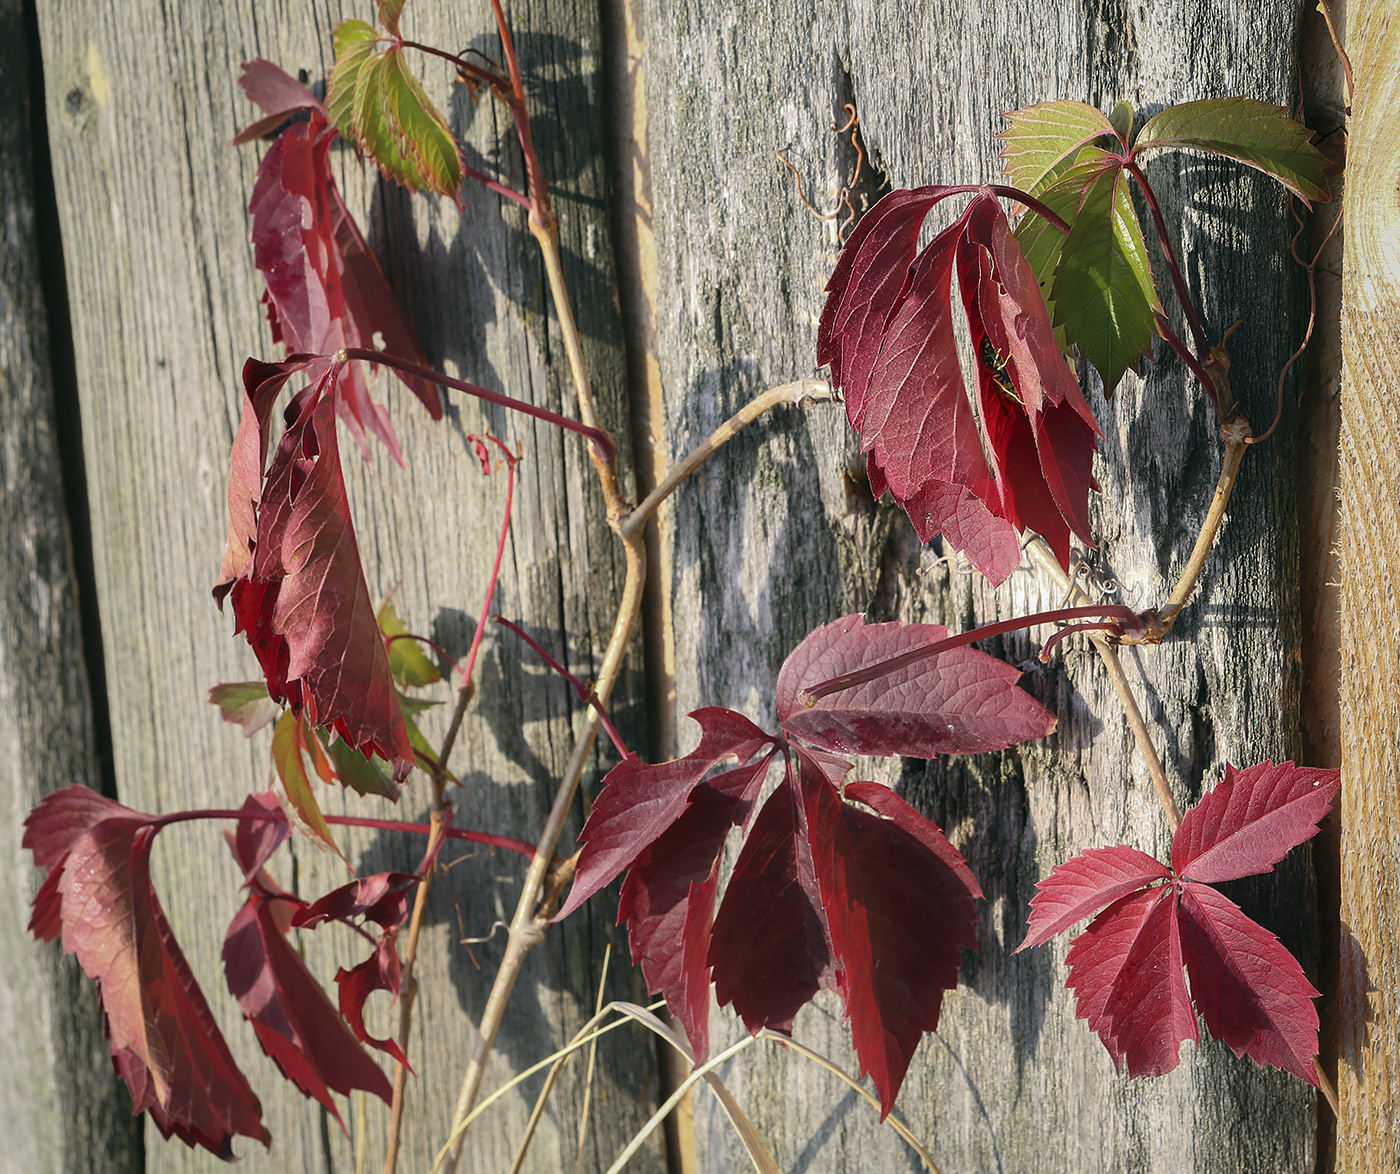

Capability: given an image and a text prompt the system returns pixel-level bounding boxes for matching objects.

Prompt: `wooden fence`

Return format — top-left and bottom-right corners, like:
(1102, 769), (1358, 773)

(0, 0), (1380, 1170)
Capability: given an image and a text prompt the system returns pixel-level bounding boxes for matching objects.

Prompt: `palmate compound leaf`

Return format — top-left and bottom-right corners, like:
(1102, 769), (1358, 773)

(222, 803), (394, 1128)
(23, 788), (269, 1158)
(818, 187), (1101, 583)
(230, 375), (414, 781)
(1021, 761), (1338, 1084)
(775, 613), (1057, 757)
(561, 618), (1051, 1112)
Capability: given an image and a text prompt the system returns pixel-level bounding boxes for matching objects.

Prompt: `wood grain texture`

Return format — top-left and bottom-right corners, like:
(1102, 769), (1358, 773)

(0, 0), (143, 1168)
(29, 1), (660, 1170)
(1336, 3), (1400, 1168)
(637, 0), (1319, 1169)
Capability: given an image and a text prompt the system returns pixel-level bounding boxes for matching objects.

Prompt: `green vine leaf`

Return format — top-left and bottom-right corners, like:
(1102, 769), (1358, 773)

(326, 19), (463, 200)
(999, 100), (1118, 192)
(1013, 147), (1115, 353)
(378, 598), (442, 687)
(1134, 98), (1331, 204)
(1050, 165), (1161, 395)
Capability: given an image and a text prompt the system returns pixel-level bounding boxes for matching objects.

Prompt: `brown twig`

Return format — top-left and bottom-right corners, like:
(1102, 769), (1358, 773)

(1026, 540), (1182, 828)
(1135, 415), (1251, 641)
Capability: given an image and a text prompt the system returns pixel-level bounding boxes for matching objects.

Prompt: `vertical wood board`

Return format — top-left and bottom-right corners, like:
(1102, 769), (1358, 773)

(31, 0), (662, 1170)
(638, 0), (1318, 1170)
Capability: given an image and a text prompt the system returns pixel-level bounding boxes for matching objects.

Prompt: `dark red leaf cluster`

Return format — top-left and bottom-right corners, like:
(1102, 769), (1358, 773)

(216, 61), (448, 776)
(223, 796), (394, 1126)
(561, 616), (1056, 1113)
(25, 788), (269, 1158)
(818, 187), (1100, 582)
(220, 362), (415, 776)
(1018, 761), (1339, 1083)
(24, 787), (414, 1156)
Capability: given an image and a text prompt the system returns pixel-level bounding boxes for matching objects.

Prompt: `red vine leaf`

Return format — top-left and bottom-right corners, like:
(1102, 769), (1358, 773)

(232, 58), (322, 145)
(292, 872), (419, 933)
(232, 382), (414, 779)
(803, 772), (981, 1114)
(336, 936), (410, 1067)
(1023, 761), (1338, 1084)
(1171, 760), (1340, 884)
(556, 707), (774, 921)
(23, 788), (269, 1158)
(819, 187), (1100, 580)
(1178, 883), (1321, 1083)
(1064, 886), (1197, 1077)
(230, 791), (292, 882)
(223, 823), (393, 1127)
(775, 614), (1057, 758)
(1017, 845), (1169, 952)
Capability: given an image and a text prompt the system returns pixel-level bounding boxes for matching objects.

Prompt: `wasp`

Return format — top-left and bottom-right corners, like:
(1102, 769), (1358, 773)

(978, 336), (1023, 405)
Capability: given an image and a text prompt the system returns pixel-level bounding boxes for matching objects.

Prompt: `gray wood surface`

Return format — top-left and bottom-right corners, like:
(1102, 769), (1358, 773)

(0, 0), (143, 1168)
(29, 0), (659, 1170)
(638, 1), (1318, 1170)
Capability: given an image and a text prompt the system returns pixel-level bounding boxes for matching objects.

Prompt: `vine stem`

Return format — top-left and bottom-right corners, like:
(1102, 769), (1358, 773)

(1136, 414), (1251, 641)
(438, 378), (828, 1169)
(1126, 160), (1210, 360)
(1025, 539), (1181, 829)
(384, 432), (518, 1174)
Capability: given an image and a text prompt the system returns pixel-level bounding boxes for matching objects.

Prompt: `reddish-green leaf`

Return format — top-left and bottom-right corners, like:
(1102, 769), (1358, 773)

(208, 681), (280, 738)
(999, 100), (1118, 191)
(378, 597), (441, 686)
(270, 710), (343, 858)
(1050, 165), (1160, 394)
(325, 21), (380, 143)
(382, 47), (462, 199)
(1134, 98), (1331, 204)
(376, 0), (407, 37)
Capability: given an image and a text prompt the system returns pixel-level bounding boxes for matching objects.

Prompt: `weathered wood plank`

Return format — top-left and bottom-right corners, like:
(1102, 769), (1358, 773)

(638, 1), (1318, 1169)
(32, 0), (660, 1169)
(1337, 4), (1400, 1168)
(0, 0), (143, 1168)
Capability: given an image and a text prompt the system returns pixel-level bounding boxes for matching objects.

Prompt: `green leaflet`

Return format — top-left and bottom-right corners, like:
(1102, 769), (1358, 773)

(1134, 98), (1331, 204)
(323, 733), (401, 800)
(1050, 166), (1160, 395)
(378, 597), (442, 687)
(999, 100), (1118, 192)
(326, 20), (462, 199)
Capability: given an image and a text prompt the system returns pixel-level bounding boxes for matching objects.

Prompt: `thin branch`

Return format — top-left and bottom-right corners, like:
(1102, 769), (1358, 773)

(1316, 0), (1354, 103)
(493, 616), (631, 758)
(337, 348), (615, 459)
(399, 38), (511, 90)
(1155, 313), (1222, 414)
(461, 163), (532, 209)
(1137, 416), (1251, 640)
(1127, 161), (1210, 358)
(441, 534), (647, 1170)
(384, 803), (452, 1174)
(1026, 539), (1181, 829)
(623, 379), (834, 541)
